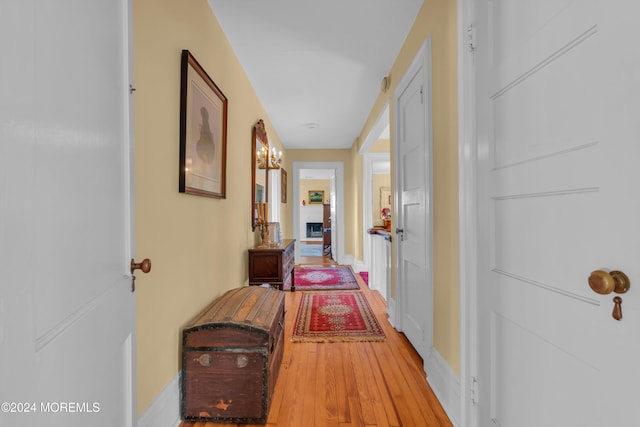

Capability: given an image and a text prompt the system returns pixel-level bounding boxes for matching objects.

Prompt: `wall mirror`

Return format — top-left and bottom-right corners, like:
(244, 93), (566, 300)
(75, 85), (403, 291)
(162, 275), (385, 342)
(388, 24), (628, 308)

(252, 119), (269, 230)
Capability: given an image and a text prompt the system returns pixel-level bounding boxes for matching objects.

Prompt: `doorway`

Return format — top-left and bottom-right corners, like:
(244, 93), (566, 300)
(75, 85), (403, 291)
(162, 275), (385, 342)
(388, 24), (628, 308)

(360, 103), (391, 302)
(292, 162), (344, 265)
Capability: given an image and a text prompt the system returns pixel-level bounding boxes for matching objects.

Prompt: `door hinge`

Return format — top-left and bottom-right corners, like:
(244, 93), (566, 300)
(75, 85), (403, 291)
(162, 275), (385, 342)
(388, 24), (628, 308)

(467, 23), (476, 53)
(471, 376), (478, 405)
(420, 86), (424, 104)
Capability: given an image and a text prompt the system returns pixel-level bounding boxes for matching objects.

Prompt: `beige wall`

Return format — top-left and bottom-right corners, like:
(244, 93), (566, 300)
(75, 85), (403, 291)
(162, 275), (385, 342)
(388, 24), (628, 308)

(355, 0), (460, 373)
(299, 179), (331, 204)
(133, 0), (286, 414)
(370, 138), (391, 153)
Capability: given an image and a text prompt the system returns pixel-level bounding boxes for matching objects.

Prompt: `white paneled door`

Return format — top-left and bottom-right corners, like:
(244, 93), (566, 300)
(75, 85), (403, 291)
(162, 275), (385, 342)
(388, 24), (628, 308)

(0, 1), (137, 426)
(475, 1), (640, 425)
(394, 39), (433, 360)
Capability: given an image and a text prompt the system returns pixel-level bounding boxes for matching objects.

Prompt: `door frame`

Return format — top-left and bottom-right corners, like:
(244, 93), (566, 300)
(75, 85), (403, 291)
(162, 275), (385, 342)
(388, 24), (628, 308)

(361, 153), (390, 272)
(124, 0), (137, 423)
(392, 37), (434, 346)
(360, 103), (390, 278)
(458, 0), (479, 425)
(292, 161), (345, 264)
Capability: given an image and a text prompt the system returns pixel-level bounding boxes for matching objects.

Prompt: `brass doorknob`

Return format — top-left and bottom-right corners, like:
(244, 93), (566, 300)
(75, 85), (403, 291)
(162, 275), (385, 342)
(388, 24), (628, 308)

(588, 270), (630, 295)
(131, 258), (152, 274)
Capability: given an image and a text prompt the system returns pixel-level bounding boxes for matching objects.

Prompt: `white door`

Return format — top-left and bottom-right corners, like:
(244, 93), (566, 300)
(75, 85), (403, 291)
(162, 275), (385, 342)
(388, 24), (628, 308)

(0, 1), (137, 426)
(394, 39), (433, 360)
(475, 1), (640, 425)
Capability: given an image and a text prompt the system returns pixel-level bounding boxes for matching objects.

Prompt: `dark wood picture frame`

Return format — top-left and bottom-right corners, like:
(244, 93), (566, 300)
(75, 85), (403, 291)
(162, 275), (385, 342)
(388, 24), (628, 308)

(308, 190), (324, 204)
(281, 168), (287, 203)
(179, 50), (228, 198)
(252, 119), (269, 230)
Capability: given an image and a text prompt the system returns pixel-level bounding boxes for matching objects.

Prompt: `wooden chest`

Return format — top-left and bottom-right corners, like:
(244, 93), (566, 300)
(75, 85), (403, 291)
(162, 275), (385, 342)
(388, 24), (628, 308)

(248, 238), (296, 291)
(181, 286), (285, 423)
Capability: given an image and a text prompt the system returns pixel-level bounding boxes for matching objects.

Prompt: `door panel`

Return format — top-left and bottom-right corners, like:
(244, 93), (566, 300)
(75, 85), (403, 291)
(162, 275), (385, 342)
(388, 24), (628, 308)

(491, 313), (599, 426)
(395, 41), (432, 360)
(0, 0), (136, 425)
(477, 0), (640, 425)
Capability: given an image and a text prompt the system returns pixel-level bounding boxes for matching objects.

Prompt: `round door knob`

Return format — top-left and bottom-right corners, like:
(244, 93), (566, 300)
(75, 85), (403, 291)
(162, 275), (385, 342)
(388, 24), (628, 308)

(588, 270), (630, 295)
(131, 258), (152, 274)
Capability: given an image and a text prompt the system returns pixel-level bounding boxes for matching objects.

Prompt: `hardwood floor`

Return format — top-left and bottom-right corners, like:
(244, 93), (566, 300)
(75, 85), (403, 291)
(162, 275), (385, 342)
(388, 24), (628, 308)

(298, 241), (334, 266)
(180, 259), (452, 427)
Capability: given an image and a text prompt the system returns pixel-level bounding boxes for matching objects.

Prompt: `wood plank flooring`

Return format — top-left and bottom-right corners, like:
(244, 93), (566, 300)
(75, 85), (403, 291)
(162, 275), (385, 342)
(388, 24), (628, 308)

(180, 256), (452, 427)
(298, 241), (332, 266)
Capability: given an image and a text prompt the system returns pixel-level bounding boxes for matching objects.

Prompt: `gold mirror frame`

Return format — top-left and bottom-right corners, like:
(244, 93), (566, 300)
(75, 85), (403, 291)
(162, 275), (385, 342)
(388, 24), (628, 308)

(252, 119), (269, 230)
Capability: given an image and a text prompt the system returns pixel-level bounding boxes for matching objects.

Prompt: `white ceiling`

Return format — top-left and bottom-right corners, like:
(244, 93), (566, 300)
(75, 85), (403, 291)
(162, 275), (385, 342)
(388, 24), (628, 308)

(207, 0), (422, 149)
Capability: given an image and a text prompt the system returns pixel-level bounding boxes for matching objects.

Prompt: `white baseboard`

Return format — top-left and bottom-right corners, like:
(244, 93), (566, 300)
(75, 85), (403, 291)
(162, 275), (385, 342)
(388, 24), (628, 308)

(425, 349), (461, 427)
(351, 259), (366, 273)
(340, 253), (354, 267)
(340, 254), (367, 273)
(138, 371), (181, 427)
(386, 297), (396, 328)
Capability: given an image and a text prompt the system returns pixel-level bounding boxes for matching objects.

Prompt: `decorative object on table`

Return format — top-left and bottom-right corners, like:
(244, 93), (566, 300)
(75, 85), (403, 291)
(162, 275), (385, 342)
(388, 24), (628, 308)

(181, 286), (285, 423)
(268, 222), (281, 243)
(291, 265), (359, 291)
(256, 201), (270, 245)
(178, 50), (227, 199)
(381, 207), (391, 230)
(281, 168), (287, 203)
(308, 190), (324, 204)
(291, 291), (385, 342)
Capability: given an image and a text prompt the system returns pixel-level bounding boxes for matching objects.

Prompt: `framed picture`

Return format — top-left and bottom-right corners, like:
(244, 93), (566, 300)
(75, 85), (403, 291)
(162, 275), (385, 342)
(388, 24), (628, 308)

(268, 222), (281, 243)
(179, 50), (228, 198)
(281, 168), (287, 203)
(308, 190), (324, 204)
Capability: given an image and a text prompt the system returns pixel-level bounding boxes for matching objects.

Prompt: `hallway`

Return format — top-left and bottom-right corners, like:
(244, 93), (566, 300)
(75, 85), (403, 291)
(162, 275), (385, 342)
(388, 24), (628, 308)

(179, 254), (452, 426)
(298, 241), (335, 267)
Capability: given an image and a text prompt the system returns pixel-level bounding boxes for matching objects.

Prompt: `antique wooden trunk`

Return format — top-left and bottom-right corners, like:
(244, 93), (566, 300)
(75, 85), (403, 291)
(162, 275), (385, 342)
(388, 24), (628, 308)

(181, 286), (285, 423)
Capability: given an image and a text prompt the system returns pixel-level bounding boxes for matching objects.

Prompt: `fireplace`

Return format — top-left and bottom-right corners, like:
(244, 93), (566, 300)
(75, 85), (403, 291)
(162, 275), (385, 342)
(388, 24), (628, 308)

(306, 222), (323, 238)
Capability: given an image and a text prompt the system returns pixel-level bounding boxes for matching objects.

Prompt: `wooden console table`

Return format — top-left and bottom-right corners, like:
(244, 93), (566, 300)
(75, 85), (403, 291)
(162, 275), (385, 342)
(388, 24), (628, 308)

(248, 239), (296, 291)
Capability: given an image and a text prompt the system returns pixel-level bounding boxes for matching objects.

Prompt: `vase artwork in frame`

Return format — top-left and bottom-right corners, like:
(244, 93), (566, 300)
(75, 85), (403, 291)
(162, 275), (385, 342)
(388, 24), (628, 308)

(178, 49), (228, 199)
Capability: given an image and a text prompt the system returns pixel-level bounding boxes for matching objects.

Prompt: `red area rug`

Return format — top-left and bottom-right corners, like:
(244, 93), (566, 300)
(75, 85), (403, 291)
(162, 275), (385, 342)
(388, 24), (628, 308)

(291, 291), (386, 342)
(293, 266), (359, 291)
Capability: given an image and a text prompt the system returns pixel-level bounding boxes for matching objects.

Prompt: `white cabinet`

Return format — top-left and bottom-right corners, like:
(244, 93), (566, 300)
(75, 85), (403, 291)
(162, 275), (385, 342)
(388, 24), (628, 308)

(369, 232), (390, 301)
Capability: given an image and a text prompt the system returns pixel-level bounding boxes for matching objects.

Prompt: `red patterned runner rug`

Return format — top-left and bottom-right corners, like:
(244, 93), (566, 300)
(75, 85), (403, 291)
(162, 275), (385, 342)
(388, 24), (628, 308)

(291, 291), (386, 342)
(292, 265), (360, 291)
